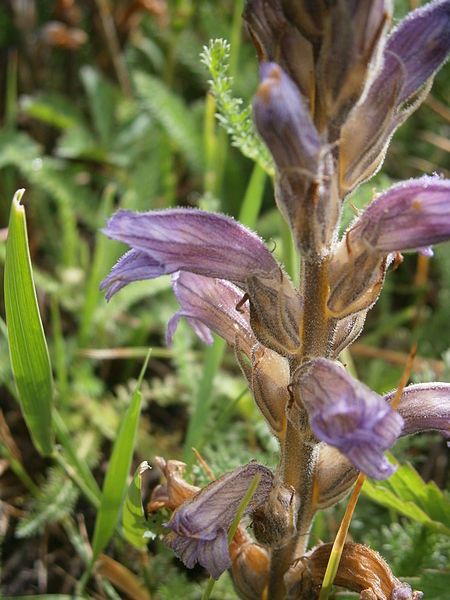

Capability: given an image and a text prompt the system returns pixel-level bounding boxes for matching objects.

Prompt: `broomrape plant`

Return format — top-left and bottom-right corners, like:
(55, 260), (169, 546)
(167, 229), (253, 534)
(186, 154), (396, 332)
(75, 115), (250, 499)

(102, 1), (450, 598)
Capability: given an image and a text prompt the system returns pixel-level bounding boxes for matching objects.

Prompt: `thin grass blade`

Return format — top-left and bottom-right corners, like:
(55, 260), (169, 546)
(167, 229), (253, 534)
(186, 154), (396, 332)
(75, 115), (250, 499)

(91, 350), (151, 561)
(4, 189), (54, 456)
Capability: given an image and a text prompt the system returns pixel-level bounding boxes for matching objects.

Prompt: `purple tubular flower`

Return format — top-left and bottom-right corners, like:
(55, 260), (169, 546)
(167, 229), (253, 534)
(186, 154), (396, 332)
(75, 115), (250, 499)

(297, 358), (403, 480)
(167, 272), (255, 355)
(349, 176), (450, 253)
(253, 62), (320, 172)
(164, 462), (274, 579)
(383, 0), (450, 104)
(101, 208), (278, 295)
(385, 383), (450, 438)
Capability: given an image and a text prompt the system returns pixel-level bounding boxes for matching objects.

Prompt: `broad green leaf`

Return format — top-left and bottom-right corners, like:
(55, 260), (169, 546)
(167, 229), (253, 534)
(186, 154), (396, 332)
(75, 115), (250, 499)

(363, 461), (450, 536)
(122, 461), (151, 550)
(21, 92), (84, 129)
(4, 190), (54, 456)
(134, 71), (204, 172)
(91, 351), (151, 561)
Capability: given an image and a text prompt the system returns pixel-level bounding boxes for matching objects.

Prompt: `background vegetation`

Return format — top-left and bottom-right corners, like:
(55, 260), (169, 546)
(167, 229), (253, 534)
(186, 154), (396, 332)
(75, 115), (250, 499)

(0, 1), (449, 598)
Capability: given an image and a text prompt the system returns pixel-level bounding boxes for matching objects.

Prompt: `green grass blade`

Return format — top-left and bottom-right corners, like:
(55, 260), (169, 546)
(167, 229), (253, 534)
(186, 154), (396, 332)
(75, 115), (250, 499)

(78, 184), (116, 347)
(52, 409), (101, 503)
(3, 596), (85, 600)
(183, 336), (226, 463)
(122, 461), (151, 550)
(4, 189), (54, 456)
(239, 163), (267, 228)
(91, 350), (151, 561)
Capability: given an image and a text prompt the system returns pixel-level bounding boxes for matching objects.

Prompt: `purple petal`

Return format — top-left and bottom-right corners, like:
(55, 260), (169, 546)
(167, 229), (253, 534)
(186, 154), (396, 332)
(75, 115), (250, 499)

(339, 1), (450, 194)
(166, 272), (255, 355)
(102, 208), (278, 288)
(385, 383), (450, 438)
(253, 62), (320, 172)
(164, 462), (274, 579)
(350, 176), (450, 252)
(165, 528), (230, 580)
(383, 0), (450, 104)
(297, 358), (403, 479)
(100, 249), (163, 300)
(166, 310), (214, 346)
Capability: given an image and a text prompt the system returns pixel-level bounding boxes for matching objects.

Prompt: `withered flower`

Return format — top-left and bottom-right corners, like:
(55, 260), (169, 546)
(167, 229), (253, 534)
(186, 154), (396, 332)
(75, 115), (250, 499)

(285, 542), (423, 599)
(164, 462), (274, 579)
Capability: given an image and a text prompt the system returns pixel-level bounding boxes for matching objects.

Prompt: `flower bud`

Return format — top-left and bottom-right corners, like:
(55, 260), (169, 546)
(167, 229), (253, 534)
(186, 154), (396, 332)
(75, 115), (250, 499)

(250, 344), (290, 440)
(253, 63), (340, 255)
(246, 267), (301, 357)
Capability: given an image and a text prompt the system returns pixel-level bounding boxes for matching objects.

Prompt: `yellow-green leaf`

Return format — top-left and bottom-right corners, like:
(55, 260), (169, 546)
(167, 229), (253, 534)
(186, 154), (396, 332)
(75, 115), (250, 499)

(122, 461), (151, 550)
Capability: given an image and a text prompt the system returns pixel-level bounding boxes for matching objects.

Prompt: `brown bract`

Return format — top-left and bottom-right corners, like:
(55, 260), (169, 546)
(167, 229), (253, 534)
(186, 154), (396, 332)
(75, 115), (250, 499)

(284, 542), (423, 599)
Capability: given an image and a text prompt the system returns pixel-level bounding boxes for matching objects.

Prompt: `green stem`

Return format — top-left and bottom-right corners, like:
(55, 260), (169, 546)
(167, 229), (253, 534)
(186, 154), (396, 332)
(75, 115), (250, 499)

(0, 444), (40, 495)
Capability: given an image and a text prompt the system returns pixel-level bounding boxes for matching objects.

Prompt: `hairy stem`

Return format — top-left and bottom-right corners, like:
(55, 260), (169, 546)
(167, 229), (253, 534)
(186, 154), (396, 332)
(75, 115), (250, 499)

(268, 427), (320, 599)
(268, 257), (334, 599)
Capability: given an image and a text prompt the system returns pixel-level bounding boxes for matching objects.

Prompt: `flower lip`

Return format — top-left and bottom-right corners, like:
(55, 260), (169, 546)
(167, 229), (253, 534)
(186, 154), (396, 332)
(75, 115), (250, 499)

(166, 271), (255, 353)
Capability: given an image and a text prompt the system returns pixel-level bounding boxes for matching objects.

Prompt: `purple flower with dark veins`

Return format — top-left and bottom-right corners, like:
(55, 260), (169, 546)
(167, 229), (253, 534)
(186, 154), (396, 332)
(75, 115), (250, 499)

(164, 462), (274, 579)
(100, 207), (279, 299)
(297, 358), (404, 479)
